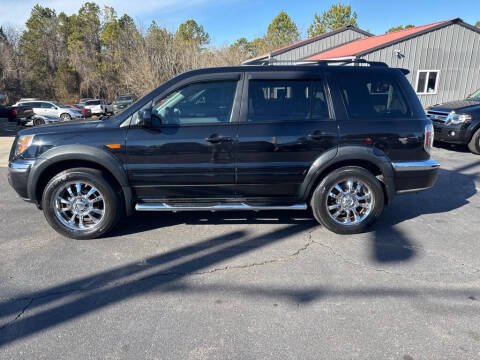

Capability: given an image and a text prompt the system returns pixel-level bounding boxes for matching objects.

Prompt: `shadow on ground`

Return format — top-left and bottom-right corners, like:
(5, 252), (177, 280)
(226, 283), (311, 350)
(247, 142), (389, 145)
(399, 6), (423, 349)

(0, 154), (478, 347)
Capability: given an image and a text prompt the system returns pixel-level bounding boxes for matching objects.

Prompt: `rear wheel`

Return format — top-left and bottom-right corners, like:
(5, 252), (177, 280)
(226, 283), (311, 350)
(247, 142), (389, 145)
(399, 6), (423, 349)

(42, 168), (122, 239)
(468, 128), (480, 155)
(310, 166), (384, 234)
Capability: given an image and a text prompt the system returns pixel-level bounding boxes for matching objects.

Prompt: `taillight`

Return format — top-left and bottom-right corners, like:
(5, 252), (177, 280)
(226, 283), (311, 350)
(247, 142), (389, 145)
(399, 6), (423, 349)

(11, 109), (17, 117)
(424, 124), (434, 154)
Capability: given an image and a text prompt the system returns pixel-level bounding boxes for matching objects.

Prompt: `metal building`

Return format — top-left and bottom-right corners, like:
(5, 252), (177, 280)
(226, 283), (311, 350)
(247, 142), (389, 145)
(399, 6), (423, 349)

(245, 18), (480, 107)
(244, 25), (372, 65)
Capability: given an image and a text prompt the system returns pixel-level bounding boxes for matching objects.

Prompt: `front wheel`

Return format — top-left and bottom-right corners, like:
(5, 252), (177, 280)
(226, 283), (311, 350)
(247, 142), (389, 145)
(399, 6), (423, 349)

(310, 166), (384, 234)
(60, 113), (72, 121)
(33, 117), (45, 126)
(42, 168), (122, 239)
(468, 128), (480, 155)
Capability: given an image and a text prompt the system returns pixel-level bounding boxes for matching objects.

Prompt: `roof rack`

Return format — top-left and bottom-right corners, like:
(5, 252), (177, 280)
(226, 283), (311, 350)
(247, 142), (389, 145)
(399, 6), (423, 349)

(244, 58), (388, 68)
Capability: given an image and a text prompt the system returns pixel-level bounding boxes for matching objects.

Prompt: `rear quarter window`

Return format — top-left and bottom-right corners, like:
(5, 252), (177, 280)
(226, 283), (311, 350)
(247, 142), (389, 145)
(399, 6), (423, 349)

(338, 71), (413, 120)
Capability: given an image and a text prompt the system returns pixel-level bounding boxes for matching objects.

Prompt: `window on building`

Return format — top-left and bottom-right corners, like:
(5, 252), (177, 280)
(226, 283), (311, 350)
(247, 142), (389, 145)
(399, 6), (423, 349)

(416, 70), (439, 94)
(247, 79), (330, 122)
(338, 72), (412, 120)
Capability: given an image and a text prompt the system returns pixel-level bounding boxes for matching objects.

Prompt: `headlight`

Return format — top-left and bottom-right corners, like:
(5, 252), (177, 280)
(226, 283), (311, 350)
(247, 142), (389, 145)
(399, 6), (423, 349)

(15, 135), (35, 156)
(446, 111), (472, 125)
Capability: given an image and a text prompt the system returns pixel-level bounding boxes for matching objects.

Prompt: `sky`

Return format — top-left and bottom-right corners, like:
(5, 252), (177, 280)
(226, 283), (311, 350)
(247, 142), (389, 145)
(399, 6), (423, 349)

(0, 0), (479, 46)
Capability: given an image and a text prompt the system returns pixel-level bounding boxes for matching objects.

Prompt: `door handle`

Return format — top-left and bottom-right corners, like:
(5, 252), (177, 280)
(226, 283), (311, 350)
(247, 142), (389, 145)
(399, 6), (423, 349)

(205, 135), (233, 143)
(308, 131), (326, 140)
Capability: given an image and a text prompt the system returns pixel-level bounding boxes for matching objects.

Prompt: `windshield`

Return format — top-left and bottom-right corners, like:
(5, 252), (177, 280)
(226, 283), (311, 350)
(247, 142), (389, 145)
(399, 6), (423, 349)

(116, 96), (133, 101)
(86, 100), (101, 105)
(467, 89), (480, 101)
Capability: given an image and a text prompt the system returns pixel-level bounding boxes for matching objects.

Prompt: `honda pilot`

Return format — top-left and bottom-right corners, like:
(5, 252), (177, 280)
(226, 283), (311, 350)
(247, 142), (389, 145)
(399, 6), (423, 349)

(8, 61), (439, 239)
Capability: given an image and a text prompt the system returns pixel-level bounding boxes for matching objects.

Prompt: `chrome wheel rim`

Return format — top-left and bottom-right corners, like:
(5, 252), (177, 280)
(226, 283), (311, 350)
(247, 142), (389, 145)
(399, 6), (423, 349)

(61, 114), (70, 120)
(53, 181), (106, 231)
(326, 178), (374, 226)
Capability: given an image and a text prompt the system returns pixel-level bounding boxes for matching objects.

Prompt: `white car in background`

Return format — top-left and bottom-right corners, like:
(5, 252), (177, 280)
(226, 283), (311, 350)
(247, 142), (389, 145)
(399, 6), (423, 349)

(14, 100), (83, 121)
(84, 99), (113, 115)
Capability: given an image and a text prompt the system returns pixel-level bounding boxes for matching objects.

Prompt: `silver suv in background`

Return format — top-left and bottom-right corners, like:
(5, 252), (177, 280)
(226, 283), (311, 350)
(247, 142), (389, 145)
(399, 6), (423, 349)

(14, 100), (83, 121)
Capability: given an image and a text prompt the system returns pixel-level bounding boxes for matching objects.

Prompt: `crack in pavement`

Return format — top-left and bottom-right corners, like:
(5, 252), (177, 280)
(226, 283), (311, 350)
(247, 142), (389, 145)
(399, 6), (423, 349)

(310, 238), (480, 281)
(0, 229), (316, 329)
(0, 298), (33, 330)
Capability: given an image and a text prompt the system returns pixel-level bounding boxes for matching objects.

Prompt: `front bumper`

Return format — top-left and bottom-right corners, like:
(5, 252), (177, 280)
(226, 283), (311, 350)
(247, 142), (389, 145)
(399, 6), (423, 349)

(433, 123), (468, 144)
(392, 159), (440, 194)
(8, 159), (35, 201)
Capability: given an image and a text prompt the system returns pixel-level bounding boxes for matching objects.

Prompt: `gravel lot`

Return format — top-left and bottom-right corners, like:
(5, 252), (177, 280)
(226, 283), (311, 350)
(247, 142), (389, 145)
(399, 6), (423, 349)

(0, 132), (479, 359)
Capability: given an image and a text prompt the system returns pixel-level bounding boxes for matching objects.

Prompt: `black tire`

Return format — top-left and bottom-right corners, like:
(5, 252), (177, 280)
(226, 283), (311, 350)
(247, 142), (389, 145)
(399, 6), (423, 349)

(310, 166), (384, 234)
(60, 113), (72, 121)
(33, 117), (45, 126)
(41, 168), (122, 240)
(468, 128), (480, 155)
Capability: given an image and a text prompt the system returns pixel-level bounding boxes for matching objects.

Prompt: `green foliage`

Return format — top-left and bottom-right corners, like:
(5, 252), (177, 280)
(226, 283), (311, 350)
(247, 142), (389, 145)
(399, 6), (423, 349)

(175, 19), (210, 45)
(54, 62), (80, 102)
(265, 11), (299, 49)
(476, 21), (480, 27)
(386, 24), (414, 33)
(307, 2), (358, 37)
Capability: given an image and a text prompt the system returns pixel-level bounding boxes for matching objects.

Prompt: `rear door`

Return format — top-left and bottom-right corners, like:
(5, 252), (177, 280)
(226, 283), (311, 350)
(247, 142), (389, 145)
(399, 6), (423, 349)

(126, 73), (243, 200)
(235, 71), (339, 200)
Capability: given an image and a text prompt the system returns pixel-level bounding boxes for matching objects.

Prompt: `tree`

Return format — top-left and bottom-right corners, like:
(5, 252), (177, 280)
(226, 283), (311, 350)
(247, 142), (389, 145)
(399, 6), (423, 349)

(386, 24), (414, 33)
(265, 11), (300, 50)
(307, 2), (358, 37)
(54, 62), (80, 102)
(476, 21), (480, 27)
(175, 19), (209, 46)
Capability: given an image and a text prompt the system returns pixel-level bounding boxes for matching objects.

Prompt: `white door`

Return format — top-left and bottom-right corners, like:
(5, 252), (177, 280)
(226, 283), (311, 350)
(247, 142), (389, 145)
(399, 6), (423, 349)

(41, 102), (58, 117)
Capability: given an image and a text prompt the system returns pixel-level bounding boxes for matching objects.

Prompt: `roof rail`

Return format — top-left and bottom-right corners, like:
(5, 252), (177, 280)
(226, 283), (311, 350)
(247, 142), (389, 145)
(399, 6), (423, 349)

(244, 58), (389, 68)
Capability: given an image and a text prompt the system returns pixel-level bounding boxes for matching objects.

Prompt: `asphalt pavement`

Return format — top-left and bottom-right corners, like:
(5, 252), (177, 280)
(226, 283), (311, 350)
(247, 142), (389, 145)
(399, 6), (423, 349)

(0, 138), (479, 359)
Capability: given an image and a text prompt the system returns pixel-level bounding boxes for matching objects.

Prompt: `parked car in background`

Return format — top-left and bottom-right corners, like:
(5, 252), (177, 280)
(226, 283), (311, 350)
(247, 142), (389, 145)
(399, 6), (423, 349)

(113, 94), (136, 113)
(84, 99), (113, 115)
(426, 88), (480, 154)
(14, 100), (83, 121)
(78, 98), (93, 106)
(69, 105), (92, 118)
(7, 61), (439, 239)
(31, 114), (64, 126)
(0, 103), (34, 125)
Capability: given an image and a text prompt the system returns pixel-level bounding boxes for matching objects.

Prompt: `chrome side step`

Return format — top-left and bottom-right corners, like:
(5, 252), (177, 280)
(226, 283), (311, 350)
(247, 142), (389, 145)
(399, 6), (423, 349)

(135, 203), (308, 212)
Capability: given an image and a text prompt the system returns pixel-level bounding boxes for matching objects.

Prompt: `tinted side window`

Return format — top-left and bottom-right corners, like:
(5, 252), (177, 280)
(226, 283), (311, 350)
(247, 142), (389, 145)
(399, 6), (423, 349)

(247, 80), (329, 122)
(152, 80), (237, 125)
(41, 102), (55, 109)
(338, 72), (412, 120)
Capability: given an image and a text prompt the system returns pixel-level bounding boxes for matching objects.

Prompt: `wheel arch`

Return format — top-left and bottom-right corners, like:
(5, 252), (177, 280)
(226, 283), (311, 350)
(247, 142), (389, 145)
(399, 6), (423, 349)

(300, 146), (395, 205)
(28, 145), (133, 215)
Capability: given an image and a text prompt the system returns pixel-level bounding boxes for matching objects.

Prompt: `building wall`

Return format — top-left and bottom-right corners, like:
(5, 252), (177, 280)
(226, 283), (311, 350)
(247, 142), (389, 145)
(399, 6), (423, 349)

(273, 29), (370, 62)
(360, 24), (480, 107)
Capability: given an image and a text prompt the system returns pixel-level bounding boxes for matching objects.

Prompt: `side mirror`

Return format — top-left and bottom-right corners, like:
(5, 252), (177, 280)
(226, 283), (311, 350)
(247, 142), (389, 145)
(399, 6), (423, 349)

(137, 109), (152, 127)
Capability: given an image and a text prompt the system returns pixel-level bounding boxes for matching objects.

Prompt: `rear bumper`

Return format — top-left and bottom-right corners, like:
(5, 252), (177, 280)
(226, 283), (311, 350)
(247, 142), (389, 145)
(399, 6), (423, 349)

(8, 159), (35, 201)
(392, 159), (440, 194)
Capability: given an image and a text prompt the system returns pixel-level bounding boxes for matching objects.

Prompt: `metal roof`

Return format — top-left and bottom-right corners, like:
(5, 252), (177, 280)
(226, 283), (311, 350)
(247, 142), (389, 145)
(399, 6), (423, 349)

(305, 18), (478, 60)
(243, 25), (372, 65)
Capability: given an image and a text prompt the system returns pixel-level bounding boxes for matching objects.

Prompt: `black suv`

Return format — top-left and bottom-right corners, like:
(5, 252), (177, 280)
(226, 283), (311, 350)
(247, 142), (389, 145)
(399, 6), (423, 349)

(8, 61), (439, 239)
(426, 88), (480, 154)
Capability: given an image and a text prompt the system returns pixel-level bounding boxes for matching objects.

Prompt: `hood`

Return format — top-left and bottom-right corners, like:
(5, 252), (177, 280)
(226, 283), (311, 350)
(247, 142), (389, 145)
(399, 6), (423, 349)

(428, 99), (480, 113)
(18, 120), (103, 136)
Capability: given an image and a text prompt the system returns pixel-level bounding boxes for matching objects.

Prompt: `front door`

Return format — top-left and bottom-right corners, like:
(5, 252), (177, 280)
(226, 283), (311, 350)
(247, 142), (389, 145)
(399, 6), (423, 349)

(126, 76), (242, 201)
(235, 74), (339, 200)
